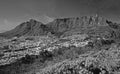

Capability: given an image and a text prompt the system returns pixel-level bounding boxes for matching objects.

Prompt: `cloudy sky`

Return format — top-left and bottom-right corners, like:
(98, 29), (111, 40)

(0, 0), (120, 32)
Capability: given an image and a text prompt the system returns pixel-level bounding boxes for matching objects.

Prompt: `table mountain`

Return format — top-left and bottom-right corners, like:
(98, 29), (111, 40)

(0, 15), (120, 40)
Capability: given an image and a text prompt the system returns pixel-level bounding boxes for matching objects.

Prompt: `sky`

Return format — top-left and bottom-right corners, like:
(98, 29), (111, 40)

(0, 0), (120, 32)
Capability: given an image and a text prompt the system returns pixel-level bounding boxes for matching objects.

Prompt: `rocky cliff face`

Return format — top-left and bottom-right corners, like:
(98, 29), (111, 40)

(48, 16), (107, 32)
(47, 16), (107, 36)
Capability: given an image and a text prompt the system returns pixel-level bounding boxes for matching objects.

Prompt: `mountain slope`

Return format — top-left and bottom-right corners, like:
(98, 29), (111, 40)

(0, 19), (50, 38)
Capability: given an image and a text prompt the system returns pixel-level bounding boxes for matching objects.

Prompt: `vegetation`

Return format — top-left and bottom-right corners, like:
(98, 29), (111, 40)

(0, 16), (120, 74)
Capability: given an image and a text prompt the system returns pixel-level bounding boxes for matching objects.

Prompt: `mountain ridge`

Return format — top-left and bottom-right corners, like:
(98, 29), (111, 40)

(0, 15), (120, 39)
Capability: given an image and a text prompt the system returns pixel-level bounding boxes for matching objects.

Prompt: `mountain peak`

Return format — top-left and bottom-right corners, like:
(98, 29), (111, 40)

(29, 19), (37, 22)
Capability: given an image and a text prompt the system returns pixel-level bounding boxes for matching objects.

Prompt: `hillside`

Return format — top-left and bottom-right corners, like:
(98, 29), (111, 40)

(0, 16), (120, 74)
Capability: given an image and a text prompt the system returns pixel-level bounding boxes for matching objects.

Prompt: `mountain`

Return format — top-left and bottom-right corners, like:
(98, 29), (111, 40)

(47, 16), (120, 40)
(47, 16), (107, 36)
(0, 15), (120, 40)
(0, 19), (51, 38)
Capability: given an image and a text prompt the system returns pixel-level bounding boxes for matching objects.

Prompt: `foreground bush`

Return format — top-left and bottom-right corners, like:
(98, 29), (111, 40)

(36, 44), (120, 74)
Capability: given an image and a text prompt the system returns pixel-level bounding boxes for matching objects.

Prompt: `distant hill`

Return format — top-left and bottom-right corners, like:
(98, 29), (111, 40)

(0, 15), (120, 40)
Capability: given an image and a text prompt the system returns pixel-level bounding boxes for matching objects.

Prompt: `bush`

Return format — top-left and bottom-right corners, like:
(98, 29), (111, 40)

(39, 50), (54, 62)
(53, 46), (81, 60)
(21, 54), (36, 64)
(25, 37), (34, 41)
(101, 39), (115, 45)
(3, 45), (9, 49)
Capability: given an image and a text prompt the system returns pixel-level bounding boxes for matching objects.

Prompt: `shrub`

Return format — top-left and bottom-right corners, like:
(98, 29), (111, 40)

(3, 45), (9, 49)
(101, 39), (115, 45)
(25, 37), (34, 41)
(21, 54), (36, 64)
(39, 50), (54, 63)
